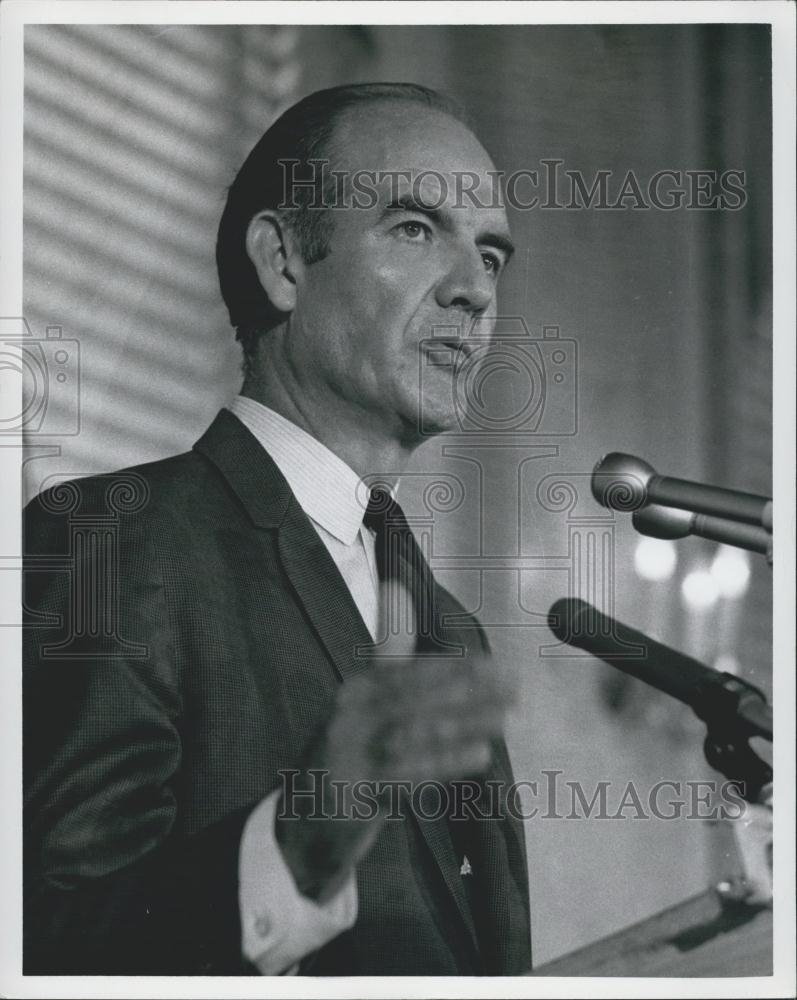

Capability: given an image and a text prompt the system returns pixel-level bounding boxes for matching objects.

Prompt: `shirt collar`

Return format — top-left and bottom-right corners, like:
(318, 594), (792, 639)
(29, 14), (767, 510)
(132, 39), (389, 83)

(228, 395), (367, 545)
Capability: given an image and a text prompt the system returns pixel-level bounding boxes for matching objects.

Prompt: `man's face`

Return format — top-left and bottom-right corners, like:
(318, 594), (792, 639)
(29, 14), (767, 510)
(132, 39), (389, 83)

(283, 101), (513, 438)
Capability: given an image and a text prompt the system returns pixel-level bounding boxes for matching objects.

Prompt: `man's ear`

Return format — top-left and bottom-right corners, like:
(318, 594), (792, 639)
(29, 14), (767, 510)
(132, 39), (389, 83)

(245, 211), (300, 314)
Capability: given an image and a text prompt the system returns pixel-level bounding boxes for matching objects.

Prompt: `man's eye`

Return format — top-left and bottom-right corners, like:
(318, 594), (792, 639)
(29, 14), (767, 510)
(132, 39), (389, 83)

(482, 253), (501, 275)
(397, 220), (431, 240)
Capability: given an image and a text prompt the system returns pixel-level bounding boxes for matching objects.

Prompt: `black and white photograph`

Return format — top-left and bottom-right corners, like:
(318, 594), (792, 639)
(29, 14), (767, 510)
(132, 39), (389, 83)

(1, 2), (794, 996)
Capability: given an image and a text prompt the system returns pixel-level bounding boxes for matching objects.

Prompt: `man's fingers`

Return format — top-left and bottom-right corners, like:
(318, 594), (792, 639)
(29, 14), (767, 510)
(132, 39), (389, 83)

(341, 688), (508, 755)
(327, 611), (518, 789)
(380, 739), (494, 784)
(401, 705), (506, 746)
(338, 674), (511, 739)
(361, 656), (515, 707)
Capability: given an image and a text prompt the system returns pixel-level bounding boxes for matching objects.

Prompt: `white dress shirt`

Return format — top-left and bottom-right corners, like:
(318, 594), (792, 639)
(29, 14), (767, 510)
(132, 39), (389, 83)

(229, 395), (382, 974)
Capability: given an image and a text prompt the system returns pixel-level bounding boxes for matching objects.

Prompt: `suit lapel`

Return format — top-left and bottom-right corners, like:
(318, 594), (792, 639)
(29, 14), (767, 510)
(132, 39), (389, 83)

(412, 803), (480, 953)
(194, 408), (291, 529)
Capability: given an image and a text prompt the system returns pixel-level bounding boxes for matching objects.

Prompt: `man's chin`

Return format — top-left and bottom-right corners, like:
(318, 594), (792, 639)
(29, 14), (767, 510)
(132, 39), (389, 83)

(413, 399), (461, 438)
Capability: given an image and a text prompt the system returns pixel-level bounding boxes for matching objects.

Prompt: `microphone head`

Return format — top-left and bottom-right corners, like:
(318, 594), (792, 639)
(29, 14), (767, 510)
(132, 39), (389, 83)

(548, 597), (591, 644)
(591, 452), (656, 511)
(633, 503), (694, 540)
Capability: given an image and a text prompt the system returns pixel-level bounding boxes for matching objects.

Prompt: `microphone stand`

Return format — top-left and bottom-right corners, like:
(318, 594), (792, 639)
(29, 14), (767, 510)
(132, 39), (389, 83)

(691, 671), (772, 805)
(689, 672), (773, 911)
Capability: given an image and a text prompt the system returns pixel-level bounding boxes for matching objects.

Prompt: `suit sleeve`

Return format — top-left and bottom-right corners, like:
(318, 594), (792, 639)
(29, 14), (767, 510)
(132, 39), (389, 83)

(22, 488), (256, 975)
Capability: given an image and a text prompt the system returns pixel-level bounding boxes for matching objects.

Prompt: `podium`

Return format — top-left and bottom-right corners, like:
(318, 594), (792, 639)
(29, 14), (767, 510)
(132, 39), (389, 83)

(532, 886), (772, 976)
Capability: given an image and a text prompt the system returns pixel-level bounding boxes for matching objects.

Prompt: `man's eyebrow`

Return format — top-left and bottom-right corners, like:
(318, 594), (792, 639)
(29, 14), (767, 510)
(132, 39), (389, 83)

(380, 193), (515, 261)
(379, 193), (443, 224)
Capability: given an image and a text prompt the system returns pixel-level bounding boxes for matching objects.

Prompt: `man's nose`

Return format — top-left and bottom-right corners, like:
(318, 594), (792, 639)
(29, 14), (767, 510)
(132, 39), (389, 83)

(435, 248), (494, 314)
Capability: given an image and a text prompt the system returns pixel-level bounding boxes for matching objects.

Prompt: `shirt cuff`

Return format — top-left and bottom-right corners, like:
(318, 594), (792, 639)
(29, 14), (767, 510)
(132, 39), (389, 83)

(239, 789), (358, 974)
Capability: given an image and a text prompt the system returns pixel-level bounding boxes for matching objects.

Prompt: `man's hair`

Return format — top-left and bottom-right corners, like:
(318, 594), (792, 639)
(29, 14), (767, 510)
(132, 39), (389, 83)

(215, 82), (467, 375)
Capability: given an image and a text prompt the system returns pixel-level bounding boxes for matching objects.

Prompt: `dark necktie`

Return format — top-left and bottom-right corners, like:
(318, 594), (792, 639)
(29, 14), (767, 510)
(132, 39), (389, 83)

(362, 486), (438, 652)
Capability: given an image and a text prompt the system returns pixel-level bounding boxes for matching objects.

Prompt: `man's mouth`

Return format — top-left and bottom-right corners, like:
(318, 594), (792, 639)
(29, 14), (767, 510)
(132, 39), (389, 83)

(446, 337), (477, 359)
(421, 337), (476, 367)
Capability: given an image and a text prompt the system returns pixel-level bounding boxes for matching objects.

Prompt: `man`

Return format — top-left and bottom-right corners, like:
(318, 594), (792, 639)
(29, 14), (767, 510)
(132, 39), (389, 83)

(23, 83), (531, 976)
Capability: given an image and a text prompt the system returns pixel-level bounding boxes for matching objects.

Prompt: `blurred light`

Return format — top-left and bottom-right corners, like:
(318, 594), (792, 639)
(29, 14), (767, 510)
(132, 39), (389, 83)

(633, 537), (677, 581)
(710, 546), (751, 599)
(681, 570), (720, 610)
(714, 653), (740, 675)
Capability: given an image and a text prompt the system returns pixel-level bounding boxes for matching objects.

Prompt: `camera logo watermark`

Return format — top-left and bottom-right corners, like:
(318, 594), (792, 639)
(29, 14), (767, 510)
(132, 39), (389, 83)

(419, 317), (577, 438)
(0, 317), (80, 437)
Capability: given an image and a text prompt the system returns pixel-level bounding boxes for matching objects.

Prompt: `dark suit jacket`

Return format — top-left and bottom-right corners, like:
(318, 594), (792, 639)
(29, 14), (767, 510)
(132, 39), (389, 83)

(23, 409), (531, 975)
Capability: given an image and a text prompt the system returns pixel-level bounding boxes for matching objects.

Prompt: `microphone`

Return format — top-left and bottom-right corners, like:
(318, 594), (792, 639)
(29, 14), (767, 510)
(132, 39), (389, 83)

(632, 503), (772, 558)
(591, 452), (772, 532)
(548, 597), (772, 741)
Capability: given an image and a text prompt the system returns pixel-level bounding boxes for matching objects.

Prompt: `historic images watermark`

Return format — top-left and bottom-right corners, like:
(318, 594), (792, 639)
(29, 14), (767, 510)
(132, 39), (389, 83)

(278, 159), (748, 212)
(277, 769), (749, 823)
